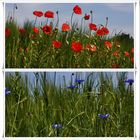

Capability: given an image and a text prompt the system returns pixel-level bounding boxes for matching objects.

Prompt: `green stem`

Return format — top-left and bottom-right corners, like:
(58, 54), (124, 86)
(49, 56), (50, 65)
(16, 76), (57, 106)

(54, 72), (56, 86)
(78, 84), (80, 93)
(13, 4), (17, 20)
(34, 16), (37, 27)
(104, 120), (107, 136)
(105, 17), (108, 27)
(35, 72), (39, 87)
(90, 11), (93, 23)
(46, 18), (48, 24)
(71, 12), (74, 30)
(11, 92), (21, 136)
(129, 84), (132, 93)
(90, 11), (93, 37)
(55, 11), (59, 28)
(56, 129), (59, 136)
(81, 17), (84, 32)
(71, 73), (74, 86)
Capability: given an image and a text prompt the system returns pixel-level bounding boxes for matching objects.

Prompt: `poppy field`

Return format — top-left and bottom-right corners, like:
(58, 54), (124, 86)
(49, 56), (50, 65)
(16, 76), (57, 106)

(5, 4), (134, 68)
(5, 72), (134, 137)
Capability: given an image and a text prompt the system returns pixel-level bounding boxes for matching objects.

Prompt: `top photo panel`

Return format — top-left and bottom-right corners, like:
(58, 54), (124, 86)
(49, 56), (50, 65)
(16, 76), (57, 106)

(5, 3), (134, 68)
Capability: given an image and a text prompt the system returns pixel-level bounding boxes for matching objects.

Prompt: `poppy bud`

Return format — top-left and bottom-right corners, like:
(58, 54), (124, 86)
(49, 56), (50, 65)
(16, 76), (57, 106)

(90, 10), (93, 14)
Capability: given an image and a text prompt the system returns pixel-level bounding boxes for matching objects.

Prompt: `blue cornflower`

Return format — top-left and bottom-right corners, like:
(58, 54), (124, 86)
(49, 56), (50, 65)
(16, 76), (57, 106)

(5, 88), (11, 95)
(98, 114), (110, 119)
(125, 79), (134, 85)
(52, 124), (62, 129)
(67, 85), (78, 89)
(75, 79), (84, 84)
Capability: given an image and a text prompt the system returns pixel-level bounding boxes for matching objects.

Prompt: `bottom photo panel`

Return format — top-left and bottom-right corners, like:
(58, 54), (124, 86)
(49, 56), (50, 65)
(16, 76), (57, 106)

(5, 72), (134, 137)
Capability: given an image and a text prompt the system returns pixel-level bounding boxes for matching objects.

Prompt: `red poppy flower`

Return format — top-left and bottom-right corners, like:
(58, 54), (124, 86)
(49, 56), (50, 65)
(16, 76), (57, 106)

(131, 57), (134, 63)
(72, 41), (83, 52)
(96, 29), (104, 36)
(86, 44), (97, 52)
(5, 28), (11, 37)
(104, 41), (112, 49)
(101, 27), (109, 35)
(62, 23), (71, 32)
(131, 48), (134, 53)
(19, 28), (26, 34)
(33, 27), (39, 34)
(33, 11), (43, 17)
(84, 14), (90, 20)
(52, 40), (62, 48)
(41, 25), (52, 34)
(112, 64), (119, 68)
(124, 51), (130, 57)
(86, 44), (91, 50)
(96, 27), (109, 36)
(89, 23), (97, 31)
(90, 46), (97, 52)
(73, 5), (82, 15)
(44, 11), (54, 18)
(113, 51), (119, 57)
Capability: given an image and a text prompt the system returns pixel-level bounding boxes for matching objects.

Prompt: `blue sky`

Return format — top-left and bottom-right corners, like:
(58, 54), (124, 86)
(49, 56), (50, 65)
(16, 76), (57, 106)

(44, 72), (134, 88)
(5, 3), (134, 37)
(6, 72), (134, 90)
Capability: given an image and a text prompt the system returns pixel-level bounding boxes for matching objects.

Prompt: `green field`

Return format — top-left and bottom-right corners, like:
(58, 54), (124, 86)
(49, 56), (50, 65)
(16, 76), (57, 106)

(5, 72), (134, 137)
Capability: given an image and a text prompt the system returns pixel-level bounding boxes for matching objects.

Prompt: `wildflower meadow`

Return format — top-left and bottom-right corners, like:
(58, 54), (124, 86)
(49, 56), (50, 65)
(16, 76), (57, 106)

(5, 72), (134, 137)
(5, 4), (134, 68)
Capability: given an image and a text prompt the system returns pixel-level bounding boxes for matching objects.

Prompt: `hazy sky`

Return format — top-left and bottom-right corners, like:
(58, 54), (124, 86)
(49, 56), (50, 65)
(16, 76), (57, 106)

(5, 3), (134, 37)
(6, 72), (134, 90)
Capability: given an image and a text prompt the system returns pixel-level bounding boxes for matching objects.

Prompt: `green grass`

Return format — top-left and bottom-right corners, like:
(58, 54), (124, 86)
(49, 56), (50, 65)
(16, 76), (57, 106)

(5, 14), (134, 68)
(5, 72), (134, 137)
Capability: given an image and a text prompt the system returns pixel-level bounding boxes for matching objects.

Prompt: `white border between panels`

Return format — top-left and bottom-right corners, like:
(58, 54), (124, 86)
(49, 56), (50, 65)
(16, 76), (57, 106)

(2, 0), (140, 140)
(2, 0), (138, 4)
(3, 2), (5, 70)
(0, 2), (4, 139)
(1, 137), (138, 140)
(4, 69), (136, 72)
(2, 137), (138, 140)
(135, 0), (140, 139)
(0, 72), (4, 138)
(0, 2), (4, 69)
